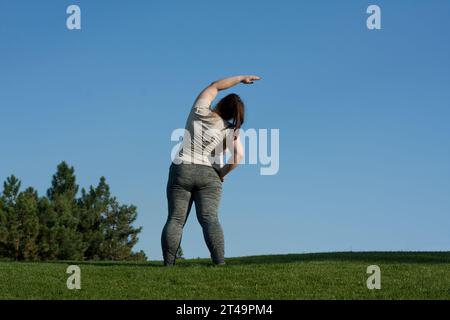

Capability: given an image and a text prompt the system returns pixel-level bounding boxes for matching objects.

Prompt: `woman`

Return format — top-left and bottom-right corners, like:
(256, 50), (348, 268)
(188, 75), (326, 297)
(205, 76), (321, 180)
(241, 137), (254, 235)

(161, 75), (261, 266)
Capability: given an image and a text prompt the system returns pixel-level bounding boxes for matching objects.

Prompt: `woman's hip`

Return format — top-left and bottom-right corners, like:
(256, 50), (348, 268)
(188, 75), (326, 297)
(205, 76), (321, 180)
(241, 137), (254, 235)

(168, 163), (222, 189)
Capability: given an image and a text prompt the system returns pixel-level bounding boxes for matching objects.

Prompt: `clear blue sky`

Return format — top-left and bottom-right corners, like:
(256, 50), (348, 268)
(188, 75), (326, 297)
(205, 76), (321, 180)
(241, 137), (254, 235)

(1, 1), (449, 260)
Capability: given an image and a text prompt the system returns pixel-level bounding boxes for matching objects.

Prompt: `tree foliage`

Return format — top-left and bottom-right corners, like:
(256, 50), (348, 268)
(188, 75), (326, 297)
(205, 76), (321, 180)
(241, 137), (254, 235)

(0, 162), (146, 261)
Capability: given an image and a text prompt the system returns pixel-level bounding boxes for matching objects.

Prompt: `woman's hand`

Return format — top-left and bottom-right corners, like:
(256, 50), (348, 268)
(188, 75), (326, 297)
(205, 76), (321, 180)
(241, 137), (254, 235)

(241, 75), (261, 84)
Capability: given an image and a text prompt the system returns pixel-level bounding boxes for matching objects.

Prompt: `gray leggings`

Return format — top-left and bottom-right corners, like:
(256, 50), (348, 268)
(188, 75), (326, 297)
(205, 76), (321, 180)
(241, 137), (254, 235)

(161, 163), (225, 265)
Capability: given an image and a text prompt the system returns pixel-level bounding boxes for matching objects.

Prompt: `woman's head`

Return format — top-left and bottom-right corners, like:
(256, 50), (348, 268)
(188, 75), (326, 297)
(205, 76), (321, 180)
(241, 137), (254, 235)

(214, 93), (245, 129)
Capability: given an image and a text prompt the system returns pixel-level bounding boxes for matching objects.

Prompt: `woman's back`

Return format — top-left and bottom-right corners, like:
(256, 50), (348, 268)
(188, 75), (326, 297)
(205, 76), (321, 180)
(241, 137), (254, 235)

(175, 98), (231, 167)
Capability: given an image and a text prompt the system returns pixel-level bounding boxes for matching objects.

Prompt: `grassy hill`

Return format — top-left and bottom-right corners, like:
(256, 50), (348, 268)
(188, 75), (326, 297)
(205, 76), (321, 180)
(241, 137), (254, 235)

(0, 252), (449, 300)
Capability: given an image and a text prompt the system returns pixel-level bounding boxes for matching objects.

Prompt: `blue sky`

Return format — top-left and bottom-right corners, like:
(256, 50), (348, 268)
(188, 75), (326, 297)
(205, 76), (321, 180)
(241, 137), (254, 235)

(1, 0), (449, 260)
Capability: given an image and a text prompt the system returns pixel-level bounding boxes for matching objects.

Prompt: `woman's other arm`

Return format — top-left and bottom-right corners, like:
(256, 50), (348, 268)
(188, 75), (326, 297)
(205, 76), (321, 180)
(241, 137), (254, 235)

(219, 135), (244, 181)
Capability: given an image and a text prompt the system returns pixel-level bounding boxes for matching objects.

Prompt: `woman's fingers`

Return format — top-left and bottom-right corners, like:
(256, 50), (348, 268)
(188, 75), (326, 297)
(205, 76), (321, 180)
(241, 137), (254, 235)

(242, 75), (262, 84)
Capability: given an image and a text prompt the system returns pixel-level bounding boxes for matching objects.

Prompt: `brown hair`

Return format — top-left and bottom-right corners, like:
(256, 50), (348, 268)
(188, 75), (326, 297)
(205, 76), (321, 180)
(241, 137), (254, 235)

(213, 93), (245, 130)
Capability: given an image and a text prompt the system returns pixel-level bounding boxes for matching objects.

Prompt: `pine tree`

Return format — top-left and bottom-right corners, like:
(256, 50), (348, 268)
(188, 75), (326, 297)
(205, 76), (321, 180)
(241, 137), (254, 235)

(37, 197), (59, 260)
(100, 197), (142, 261)
(47, 162), (84, 260)
(1, 161), (145, 261)
(2, 175), (21, 204)
(47, 162), (78, 201)
(16, 187), (40, 260)
(0, 197), (8, 257)
(1, 175), (22, 259)
(78, 177), (110, 260)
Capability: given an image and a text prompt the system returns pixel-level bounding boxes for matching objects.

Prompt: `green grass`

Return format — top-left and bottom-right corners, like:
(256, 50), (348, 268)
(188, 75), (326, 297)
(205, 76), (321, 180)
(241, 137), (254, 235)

(1, 252), (449, 300)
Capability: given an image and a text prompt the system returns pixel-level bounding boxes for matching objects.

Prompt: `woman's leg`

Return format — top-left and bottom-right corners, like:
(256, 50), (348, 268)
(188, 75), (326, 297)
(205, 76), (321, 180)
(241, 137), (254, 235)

(194, 169), (225, 265)
(161, 165), (194, 266)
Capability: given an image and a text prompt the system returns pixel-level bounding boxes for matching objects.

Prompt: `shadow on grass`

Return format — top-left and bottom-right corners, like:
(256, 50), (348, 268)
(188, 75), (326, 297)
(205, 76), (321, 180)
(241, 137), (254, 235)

(42, 259), (212, 268)
(33, 251), (450, 268)
(225, 252), (450, 266)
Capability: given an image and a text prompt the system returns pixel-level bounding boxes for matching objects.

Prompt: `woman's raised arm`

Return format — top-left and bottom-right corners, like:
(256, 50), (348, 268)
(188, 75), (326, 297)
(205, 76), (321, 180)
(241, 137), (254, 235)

(196, 75), (261, 103)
